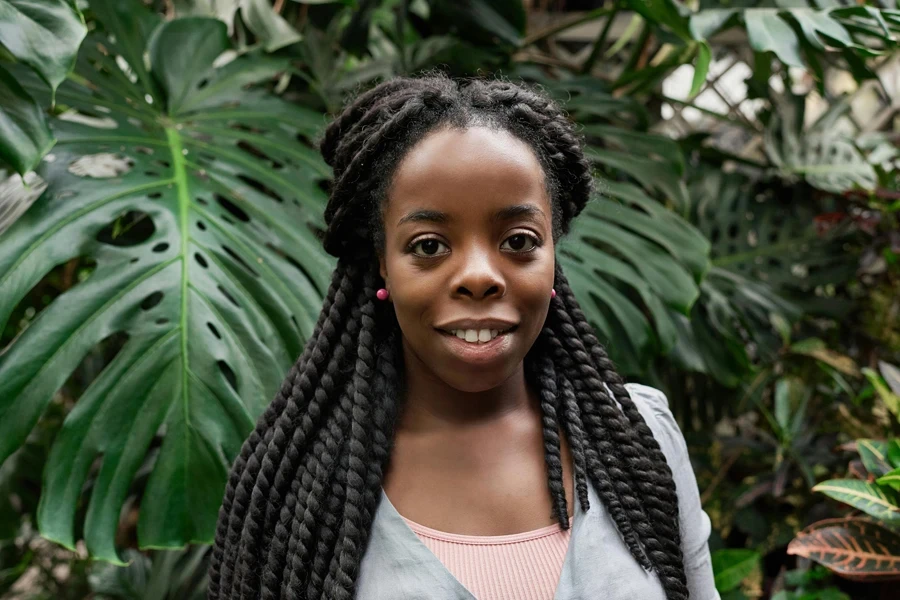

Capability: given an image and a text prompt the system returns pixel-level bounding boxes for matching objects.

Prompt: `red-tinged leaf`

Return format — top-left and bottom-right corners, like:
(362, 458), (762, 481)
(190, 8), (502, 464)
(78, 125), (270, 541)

(787, 518), (900, 582)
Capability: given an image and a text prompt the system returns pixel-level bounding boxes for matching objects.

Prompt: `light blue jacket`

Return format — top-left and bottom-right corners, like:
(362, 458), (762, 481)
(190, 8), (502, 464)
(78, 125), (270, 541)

(356, 383), (720, 599)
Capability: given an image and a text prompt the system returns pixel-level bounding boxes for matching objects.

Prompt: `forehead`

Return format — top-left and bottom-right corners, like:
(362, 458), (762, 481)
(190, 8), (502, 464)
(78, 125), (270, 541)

(385, 126), (550, 222)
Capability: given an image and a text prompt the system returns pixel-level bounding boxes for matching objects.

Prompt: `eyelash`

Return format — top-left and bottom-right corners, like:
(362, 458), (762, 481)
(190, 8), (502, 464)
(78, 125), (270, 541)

(406, 232), (542, 258)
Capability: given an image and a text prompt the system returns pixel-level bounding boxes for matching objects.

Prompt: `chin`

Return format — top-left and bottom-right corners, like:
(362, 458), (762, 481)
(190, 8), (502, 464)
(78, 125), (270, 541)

(438, 363), (518, 394)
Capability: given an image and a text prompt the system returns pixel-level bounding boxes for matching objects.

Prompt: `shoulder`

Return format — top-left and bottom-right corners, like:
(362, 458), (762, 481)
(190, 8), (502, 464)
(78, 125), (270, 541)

(622, 383), (691, 475)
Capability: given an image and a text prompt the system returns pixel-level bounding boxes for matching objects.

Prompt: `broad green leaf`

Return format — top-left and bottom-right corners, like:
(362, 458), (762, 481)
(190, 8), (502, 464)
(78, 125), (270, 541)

(858, 440), (892, 478)
(711, 549), (760, 593)
(239, 0), (302, 52)
(0, 9), (332, 562)
(690, 9), (737, 40)
(587, 147), (691, 211)
(789, 9), (854, 50)
(775, 377), (809, 438)
(878, 468), (900, 492)
(812, 480), (900, 522)
(0, 0), (87, 94)
(745, 9), (805, 68)
(788, 518), (900, 582)
(0, 66), (55, 175)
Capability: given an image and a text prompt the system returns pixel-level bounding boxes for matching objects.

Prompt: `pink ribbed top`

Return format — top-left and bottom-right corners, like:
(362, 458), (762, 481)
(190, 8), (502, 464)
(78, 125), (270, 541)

(401, 514), (574, 600)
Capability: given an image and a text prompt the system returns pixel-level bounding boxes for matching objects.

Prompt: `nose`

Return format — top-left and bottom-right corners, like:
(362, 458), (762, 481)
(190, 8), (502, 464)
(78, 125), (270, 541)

(452, 245), (505, 299)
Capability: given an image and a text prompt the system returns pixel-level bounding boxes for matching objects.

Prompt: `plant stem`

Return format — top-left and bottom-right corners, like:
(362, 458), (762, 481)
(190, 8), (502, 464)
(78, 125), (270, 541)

(523, 7), (616, 47)
(581, 5), (620, 74)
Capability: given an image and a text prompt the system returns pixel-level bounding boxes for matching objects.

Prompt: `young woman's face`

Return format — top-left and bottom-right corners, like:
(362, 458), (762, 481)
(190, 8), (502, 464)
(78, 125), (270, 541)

(379, 126), (556, 393)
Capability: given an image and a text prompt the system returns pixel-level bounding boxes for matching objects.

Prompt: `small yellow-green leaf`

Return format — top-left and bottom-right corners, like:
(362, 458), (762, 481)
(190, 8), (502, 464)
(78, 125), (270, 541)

(690, 42), (711, 98)
(877, 468), (900, 492)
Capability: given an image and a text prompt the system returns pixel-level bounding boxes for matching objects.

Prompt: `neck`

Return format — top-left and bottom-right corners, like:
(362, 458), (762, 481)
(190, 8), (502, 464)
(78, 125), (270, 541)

(396, 348), (536, 435)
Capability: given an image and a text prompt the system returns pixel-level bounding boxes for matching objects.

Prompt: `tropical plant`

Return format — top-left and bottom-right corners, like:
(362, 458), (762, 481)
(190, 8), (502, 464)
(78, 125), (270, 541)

(0, 0), (334, 563)
(0, 0), (86, 175)
(787, 437), (900, 581)
(1, 3), (898, 599)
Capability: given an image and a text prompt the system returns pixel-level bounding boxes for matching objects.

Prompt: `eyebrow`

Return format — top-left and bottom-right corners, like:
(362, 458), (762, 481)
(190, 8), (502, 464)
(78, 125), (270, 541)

(397, 204), (545, 226)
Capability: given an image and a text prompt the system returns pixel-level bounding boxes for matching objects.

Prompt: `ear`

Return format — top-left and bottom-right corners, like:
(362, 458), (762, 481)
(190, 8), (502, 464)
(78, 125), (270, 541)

(378, 254), (387, 283)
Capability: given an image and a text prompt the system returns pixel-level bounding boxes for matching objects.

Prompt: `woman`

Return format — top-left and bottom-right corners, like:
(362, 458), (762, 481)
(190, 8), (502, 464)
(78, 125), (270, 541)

(208, 72), (719, 600)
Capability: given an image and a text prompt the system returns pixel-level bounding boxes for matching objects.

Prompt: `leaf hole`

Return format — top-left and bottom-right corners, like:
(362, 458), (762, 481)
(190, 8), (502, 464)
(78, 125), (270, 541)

(141, 291), (164, 311)
(265, 243), (317, 292)
(237, 174), (283, 203)
(218, 285), (240, 308)
(155, 318), (169, 325)
(148, 192), (162, 199)
(215, 194), (250, 222)
(197, 221), (207, 231)
(96, 211), (155, 246)
(196, 197), (209, 206)
(195, 253), (209, 268)
(207, 322), (221, 339)
(144, 171), (159, 177)
(222, 245), (259, 277)
(218, 360), (238, 392)
(152, 242), (169, 253)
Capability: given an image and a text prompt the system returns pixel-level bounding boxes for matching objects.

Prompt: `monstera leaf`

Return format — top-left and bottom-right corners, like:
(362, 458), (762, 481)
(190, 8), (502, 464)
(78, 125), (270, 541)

(559, 181), (710, 375)
(669, 166), (857, 386)
(766, 94), (878, 194)
(504, 70), (708, 375)
(0, 1), (333, 562)
(0, 0), (87, 174)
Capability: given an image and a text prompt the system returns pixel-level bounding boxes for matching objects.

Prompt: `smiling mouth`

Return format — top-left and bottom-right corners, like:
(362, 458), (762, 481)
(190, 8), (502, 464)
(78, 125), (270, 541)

(437, 326), (517, 344)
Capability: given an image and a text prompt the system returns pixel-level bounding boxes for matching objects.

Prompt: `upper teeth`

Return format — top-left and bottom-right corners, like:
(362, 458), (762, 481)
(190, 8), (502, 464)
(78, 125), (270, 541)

(449, 329), (507, 343)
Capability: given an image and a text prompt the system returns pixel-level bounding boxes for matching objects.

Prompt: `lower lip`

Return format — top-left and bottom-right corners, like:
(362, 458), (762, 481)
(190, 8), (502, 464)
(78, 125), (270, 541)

(436, 329), (515, 364)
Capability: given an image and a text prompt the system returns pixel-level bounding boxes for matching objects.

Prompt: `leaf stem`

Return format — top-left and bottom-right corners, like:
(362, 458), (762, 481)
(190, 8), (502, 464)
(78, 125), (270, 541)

(582, 5), (620, 74)
(523, 7), (617, 47)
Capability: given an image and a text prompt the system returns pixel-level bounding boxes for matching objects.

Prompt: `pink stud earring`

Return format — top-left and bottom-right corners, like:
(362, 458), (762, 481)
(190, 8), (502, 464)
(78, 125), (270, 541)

(551, 288), (557, 298)
(376, 288), (390, 301)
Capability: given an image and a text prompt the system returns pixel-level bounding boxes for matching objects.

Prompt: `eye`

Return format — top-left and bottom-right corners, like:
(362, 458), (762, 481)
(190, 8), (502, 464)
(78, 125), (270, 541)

(410, 238), (449, 257)
(500, 233), (540, 253)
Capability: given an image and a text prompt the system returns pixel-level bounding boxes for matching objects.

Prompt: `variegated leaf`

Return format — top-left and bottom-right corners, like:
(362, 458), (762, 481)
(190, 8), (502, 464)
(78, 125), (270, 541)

(787, 518), (900, 582)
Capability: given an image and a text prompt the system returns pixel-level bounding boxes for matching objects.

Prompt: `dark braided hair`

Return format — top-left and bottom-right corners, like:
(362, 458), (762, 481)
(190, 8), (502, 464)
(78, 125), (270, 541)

(208, 72), (689, 600)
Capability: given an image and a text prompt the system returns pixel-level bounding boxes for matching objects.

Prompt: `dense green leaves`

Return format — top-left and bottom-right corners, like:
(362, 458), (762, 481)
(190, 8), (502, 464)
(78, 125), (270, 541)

(0, 6), (332, 561)
(559, 181), (709, 374)
(0, 0), (86, 173)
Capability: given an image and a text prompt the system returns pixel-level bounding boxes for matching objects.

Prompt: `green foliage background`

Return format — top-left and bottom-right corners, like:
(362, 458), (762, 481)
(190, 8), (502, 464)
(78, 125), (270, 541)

(0, 0), (898, 598)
